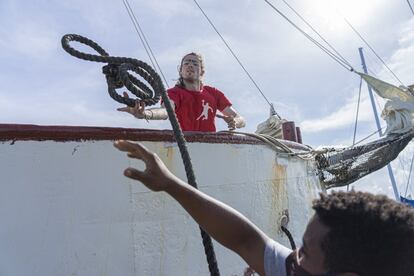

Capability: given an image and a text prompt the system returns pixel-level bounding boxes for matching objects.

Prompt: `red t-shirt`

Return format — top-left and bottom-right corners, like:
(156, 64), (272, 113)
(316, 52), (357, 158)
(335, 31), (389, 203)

(165, 85), (232, 132)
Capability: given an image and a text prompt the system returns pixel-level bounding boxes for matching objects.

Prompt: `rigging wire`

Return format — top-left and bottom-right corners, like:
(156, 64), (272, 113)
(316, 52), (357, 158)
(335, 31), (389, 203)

(405, 152), (414, 197)
(263, 0), (354, 72)
(342, 17), (406, 87)
(264, 0), (406, 88)
(279, 0), (352, 69)
(364, 43), (401, 90)
(347, 76), (363, 191)
(353, 127), (384, 146)
(362, 68), (411, 194)
(259, 1), (410, 192)
(352, 76), (363, 146)
(191, 0), (280, 117)
(122, 0), (156, 71)
(364, 52), (384, 76)
(122, 0), (170, 87)
(365, 66), (413, 189)
(407, 0), (414, 16)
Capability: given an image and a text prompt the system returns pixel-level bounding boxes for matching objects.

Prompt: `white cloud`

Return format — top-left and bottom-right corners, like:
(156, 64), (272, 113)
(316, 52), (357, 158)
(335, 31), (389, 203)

(0, 21), (58, 60)
(299, 91), (381, 133)
(384, 19), (414, 85)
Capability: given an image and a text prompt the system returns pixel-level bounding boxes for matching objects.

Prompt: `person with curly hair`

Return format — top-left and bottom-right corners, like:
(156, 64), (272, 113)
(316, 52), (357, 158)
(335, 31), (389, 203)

(118, 52), (245, 132)
(114, 140), (414, 276)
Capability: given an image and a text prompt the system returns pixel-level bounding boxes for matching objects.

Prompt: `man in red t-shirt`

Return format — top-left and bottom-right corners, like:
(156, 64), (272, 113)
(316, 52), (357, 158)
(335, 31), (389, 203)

(118, 52), (245, 132)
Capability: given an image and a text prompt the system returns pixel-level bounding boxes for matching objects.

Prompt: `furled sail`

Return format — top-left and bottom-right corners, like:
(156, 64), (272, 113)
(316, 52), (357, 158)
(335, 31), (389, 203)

(317, 73), (414, 188)
(255, 115), (286, 139)
(359, 73), (414, 135)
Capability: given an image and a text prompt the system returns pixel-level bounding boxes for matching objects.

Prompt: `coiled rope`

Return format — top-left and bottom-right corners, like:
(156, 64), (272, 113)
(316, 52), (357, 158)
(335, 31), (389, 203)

(61, 34), (220, 276)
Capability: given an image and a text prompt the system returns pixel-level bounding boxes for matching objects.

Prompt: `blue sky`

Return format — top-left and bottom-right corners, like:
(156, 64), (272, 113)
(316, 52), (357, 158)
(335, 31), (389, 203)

(1, 0), (414, 198)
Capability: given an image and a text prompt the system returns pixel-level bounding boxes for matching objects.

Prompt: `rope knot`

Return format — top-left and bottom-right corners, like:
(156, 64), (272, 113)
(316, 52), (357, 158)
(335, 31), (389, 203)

(61, 34), (162, 107)
(102, 64), (124, 89)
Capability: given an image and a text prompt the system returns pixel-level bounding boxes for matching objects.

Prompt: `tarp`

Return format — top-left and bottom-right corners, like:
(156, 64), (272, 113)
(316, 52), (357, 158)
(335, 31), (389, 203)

(400, 196), (414, 207)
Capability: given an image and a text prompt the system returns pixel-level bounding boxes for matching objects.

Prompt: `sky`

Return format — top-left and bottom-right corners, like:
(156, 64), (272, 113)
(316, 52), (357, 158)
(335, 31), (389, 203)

(1, 0), (414, 199)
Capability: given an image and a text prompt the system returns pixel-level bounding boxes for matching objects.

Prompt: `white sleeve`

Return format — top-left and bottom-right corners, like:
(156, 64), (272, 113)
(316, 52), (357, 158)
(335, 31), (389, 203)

(264, 239), (292, 276)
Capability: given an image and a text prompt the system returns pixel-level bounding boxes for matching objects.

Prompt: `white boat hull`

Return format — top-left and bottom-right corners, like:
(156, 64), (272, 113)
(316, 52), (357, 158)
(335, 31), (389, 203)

(0, 124), (323, 275)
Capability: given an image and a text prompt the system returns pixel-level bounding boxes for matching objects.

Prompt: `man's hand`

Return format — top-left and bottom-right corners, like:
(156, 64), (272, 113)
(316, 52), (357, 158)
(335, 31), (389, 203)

(113, 140), (177, 191)
(216, 114), (236, 130)
(117, 92), (148, 119)
(219, 106), (246, 130)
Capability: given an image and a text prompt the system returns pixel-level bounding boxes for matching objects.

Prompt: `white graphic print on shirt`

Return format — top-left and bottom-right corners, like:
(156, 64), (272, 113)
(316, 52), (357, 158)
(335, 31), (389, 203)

(196, 100), (213, 120)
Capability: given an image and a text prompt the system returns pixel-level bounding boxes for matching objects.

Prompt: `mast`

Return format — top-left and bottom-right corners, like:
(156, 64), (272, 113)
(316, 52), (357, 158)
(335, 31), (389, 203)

(358, 47), (400, 201)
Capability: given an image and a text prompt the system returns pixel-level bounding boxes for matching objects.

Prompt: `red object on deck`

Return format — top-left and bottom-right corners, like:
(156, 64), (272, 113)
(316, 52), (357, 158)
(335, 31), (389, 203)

(282, 121), (297, 142)
(296, 127), (302, 144)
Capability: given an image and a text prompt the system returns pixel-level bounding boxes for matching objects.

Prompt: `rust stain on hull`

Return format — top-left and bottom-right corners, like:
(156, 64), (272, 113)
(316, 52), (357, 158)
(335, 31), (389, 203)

(269, 163), (288, 237)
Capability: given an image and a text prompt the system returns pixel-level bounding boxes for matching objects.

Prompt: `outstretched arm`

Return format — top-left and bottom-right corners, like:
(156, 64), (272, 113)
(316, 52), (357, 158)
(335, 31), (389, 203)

(117, 92), (170, 120)
(114, 140), (268, 275)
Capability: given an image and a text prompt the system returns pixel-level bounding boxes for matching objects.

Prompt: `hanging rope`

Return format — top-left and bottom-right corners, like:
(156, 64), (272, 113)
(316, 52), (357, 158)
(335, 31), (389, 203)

(192, 0), (280, 118)
(279, 212), (296, 250)
(281, 226), (297, 250)
(61, 34), (220, 276)
(263, 0), (354, 72)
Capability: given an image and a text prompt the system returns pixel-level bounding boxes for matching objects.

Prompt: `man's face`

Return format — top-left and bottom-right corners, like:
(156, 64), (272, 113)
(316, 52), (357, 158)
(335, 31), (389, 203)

(180, 54), (203, 81)
(297, 214), (330, 274)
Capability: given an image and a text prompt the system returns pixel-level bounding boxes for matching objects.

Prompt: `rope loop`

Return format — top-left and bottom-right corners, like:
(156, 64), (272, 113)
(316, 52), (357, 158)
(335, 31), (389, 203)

(61, 34), (161, 107)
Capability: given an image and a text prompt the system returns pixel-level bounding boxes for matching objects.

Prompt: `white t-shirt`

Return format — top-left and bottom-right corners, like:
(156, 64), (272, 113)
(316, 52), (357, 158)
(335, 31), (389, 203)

(264, 239), (292, 276)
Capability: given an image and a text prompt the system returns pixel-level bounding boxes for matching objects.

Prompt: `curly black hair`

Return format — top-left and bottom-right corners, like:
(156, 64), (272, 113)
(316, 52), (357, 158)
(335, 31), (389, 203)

(313, 190), (414, 276)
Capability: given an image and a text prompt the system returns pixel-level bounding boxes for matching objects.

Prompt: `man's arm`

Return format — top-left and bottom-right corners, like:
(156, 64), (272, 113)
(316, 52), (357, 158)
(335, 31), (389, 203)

(114, 140), (268, 275)
(116, 92), (171, 120)
(219, 106), (246, 130)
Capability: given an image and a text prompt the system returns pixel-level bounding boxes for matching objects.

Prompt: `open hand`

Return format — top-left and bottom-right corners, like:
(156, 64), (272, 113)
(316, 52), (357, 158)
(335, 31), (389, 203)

(114, 140), (177, 191)
(117, 92), (146, 119)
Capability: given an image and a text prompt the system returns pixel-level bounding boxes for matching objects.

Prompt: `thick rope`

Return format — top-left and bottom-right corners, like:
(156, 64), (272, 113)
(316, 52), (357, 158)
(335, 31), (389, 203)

(61, 34), (220, 276)
(219, 131), (318, 161)
(281, 226), (296, 250)
(62, 34), (160, 106)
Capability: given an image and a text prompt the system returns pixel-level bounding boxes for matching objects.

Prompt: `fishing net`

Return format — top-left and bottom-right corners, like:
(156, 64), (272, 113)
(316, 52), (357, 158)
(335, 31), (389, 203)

(315, 131), (414, 188)
(311, 73), (414, 188)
